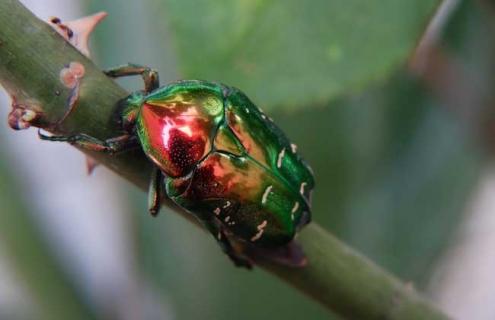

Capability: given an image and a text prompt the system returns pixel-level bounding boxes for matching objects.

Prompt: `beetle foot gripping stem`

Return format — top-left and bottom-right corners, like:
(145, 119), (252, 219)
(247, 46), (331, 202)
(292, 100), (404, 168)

(202, 220), (253, 269)
(38, 130), (138, 154)
(103, 64), (160, 93)
(227, 239), (254, 269)
(148, 167), (163, 216)
(245, 240), (308, 268)
(216, 232), (253, 269)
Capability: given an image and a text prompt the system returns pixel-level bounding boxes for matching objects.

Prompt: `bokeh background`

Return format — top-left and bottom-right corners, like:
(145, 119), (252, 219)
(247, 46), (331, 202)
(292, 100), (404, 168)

(1, 0), (495, 319)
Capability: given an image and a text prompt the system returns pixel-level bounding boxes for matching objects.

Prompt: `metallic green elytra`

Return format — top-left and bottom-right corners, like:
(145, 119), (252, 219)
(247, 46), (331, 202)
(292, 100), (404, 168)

(40, 64), (315, 268)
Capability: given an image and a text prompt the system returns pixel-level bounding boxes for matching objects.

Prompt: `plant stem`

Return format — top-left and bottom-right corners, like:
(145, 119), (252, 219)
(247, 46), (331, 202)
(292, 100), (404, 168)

(0, 1), (449, 319)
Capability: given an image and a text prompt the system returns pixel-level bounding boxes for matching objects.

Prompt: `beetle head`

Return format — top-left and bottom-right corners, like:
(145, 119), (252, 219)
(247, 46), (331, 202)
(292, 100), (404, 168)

(116, 91), (145, 132)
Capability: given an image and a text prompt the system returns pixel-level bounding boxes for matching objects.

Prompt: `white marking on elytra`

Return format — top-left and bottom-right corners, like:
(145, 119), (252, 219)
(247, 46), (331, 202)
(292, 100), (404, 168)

(261, 185), (273, 205)
(300, 182), (307, 196)
(277, 148), (286, 168)
(214, 207), (221, 216)
(225, 216), (231, 222)
(223, 201), (231, 209)
(261, 114), (267, 120)
(250, 220), (268, 242)
(291, 202), (299, 221)
(245, 107), (250, 114)
(307, 164), (314, 175)
(291, 143), (298, 153)
(292, 202), (299, 214)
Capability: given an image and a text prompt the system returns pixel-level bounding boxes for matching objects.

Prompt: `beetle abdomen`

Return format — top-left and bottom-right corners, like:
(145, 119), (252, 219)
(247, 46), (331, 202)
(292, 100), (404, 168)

(167, 151), (309, 246)
(224, 88), (315, 209)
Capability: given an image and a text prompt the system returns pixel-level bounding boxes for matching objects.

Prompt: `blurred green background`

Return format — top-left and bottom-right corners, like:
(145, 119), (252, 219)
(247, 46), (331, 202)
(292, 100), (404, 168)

(1, 0), (495, 319)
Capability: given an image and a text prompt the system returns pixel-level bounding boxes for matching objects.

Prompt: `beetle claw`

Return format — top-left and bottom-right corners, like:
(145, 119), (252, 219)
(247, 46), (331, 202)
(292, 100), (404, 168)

(230, 255), (253, 269)
(246, 240), (307, 268)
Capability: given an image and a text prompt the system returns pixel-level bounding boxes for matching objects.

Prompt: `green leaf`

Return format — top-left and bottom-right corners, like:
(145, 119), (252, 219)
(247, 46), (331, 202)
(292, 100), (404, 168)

(158, 0), (439, 109)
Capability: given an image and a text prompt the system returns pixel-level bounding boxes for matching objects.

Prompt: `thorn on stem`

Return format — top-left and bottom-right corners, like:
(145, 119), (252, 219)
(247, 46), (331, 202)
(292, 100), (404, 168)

(48, 12), (107, 58)
(85, 156), (100, 175)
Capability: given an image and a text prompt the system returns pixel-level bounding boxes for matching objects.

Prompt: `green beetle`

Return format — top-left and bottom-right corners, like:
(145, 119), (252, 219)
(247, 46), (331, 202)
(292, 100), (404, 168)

(40, 64), (315, 268)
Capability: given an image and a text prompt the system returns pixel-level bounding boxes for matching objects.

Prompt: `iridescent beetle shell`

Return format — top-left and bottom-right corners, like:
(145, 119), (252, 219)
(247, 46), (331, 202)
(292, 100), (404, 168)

(134, 80), (314, 247)
(37, 62), (314, 267)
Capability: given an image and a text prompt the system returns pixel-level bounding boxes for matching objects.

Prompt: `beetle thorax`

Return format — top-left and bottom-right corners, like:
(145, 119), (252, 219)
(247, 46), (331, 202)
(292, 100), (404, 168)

(136, 100), (221, 178)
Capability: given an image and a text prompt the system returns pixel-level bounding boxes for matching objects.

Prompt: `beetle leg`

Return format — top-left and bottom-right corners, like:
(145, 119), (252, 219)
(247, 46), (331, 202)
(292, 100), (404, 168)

(148, 167), (163, 217)
(38, 129), (138, 153)
(202, 219), (253, 269)
(104, 63), (159, 93)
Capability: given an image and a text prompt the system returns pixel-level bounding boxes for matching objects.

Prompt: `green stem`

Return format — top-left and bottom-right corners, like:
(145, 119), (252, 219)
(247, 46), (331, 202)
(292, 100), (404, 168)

(0, 1), (449, 319)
